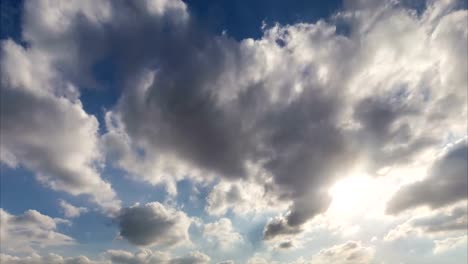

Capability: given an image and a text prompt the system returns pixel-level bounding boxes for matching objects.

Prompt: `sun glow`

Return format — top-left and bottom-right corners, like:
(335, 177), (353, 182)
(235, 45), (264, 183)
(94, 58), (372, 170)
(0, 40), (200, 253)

(327, 174), (376, 217)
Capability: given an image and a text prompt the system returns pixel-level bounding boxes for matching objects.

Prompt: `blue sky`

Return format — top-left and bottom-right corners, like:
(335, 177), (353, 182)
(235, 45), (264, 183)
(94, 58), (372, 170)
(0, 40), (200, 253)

(0, 0), (467, 263)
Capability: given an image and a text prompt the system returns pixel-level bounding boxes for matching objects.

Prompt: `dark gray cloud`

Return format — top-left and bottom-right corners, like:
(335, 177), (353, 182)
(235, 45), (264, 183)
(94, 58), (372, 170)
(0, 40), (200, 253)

(118, 202), (191, 247)
(386, 140), (468, 214)
(263, 217), (302, 240)
(278, 241), (294, 249)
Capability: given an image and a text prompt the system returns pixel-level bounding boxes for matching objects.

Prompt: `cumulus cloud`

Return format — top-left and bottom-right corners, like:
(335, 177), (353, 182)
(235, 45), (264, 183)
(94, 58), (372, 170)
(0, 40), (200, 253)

(59, 200), (88, 218)
(0, 208), (74, 253)
(385, 203), (467, 241)
(169, 251), (211, 264)
(278, 241), (294, 249)
(5, 0), (467, 244)
(0, 39), (120, 214)
(203, 218), (243, 249)
(263, 216), (303, 240)
(118, 202), (191, 247)
(106, 249), (210, 264)
(387, 140), (468, 214)
(0, 253), (103, 264)
(0, 249), (211, 264)
(433, 235), (467, 254)
(205, 178), (287, 216)
(246, 257), (270, 264)
(308, 241), (375, 264)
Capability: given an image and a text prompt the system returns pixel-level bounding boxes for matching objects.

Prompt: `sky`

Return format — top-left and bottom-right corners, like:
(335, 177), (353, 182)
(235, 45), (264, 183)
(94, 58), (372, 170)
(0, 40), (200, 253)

(0, 0), (467, 263)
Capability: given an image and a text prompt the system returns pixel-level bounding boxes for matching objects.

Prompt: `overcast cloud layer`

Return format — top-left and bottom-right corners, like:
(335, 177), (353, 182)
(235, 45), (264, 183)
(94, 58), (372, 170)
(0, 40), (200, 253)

(0, 0), (467, 263)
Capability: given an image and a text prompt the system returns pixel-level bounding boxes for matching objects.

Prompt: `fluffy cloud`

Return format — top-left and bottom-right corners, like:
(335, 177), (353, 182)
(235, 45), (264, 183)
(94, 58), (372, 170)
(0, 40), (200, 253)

(0, 253), (103, 264)
(433, 235), (467, 254)
(0, 0), (193, 213)
(263, 216), (303, 240)
(385, 203), (467, 241)
(0, 249), (211, 264)
(106, 249), (210, 264)
(277, 241), (294, 249)
(246, 257), (270, 264)
(5, 0), (467, 244)
(169, 251), (211, 264)
(205, 178), (287, 216)
(386, 140), (468, 214)
(308, 241), (375, 264)
(0, 39), (120, 214)
(118, 202), (191, 247)
(0, 208), (74, 253)
(203, 218), (243, 249)
(59, 200), (88, 218)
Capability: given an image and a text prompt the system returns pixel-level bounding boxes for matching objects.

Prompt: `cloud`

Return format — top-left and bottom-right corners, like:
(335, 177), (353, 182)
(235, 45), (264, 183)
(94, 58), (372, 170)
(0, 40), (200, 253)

(106, 249), (210, 264)
(0, 208), (74, 253)
(0, 249), (211, 264)
(277, 241), (295, 250)
(386, 140), (468, 214)
(263, 216), (302, 240)
(118, 202), (191, 247)
(385, 203), (467, 241)
(203, 218), (243, 249)
(59, 200), (88, 218)
(433, 235), (467, 254)
(6, 0), (467, 243)
(0, 253), (103, 264)
(169, 251), (211, 264)
(308, 241), (375, 264)
(205, 178), (287, 216)
(103, 0), (467, 239)
(0, 40), (120, 214)
(246, 257), (270, 264)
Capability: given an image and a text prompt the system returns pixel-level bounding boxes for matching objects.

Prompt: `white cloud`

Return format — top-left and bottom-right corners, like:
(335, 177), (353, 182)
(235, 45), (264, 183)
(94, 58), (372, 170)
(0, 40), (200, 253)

(59, 200), (89, 218)
(203, 218), (243, 249)
(0, 249), (210, 264)
(387, 140), (467, 214)
(4, 0), (466, 250)
(106, 249), (168, 264)
(106, 249), (210, 264)
(433, 235), (467, 254)
(384, 203), (467, 242)
(1, 0), (192, 214)
(0, 253), (104, 264)
(0, 40), (120, 214)
(308, 241), (375, 264)
(246, 256), (270, 264)
(205, 178), (287, 216)
(0, 208), (74, 253)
